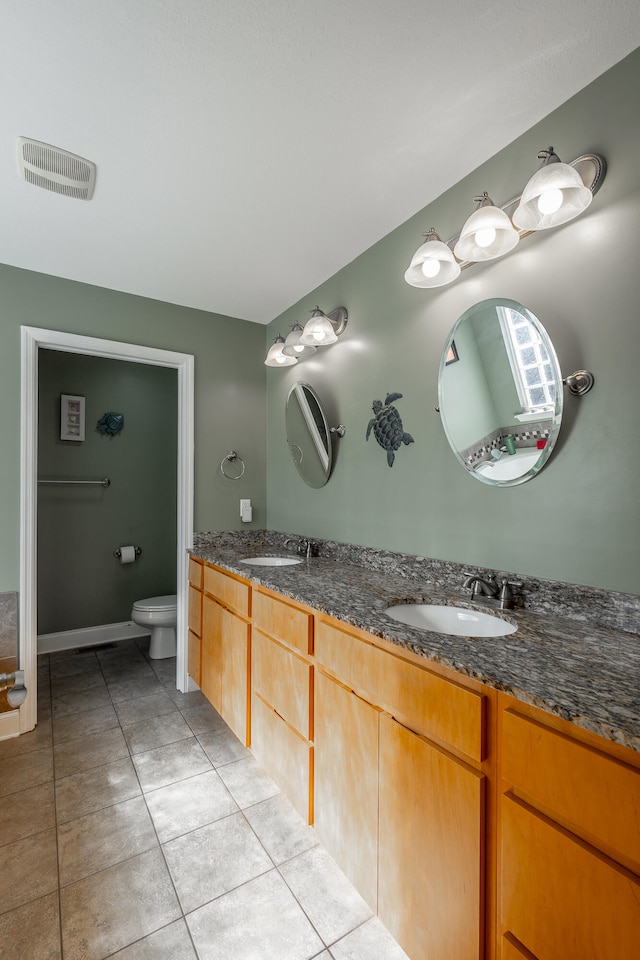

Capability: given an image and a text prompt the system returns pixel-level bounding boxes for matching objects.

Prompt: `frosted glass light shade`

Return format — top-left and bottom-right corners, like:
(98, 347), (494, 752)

(282, 323), (317, 358)
(454, 198), (520, 262)
(513, 160), (593, 230)
(300, 309), (338, 346)
(404, 230), (461, 288)
(265, 335), (297, 366)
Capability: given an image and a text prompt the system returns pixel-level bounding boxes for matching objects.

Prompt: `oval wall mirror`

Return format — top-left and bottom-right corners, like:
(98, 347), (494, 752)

(438, 298), (563, 486)
(285, 381), (333, 488)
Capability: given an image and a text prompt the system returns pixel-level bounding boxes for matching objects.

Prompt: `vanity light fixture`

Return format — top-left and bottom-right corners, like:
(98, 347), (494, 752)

(299, 306), (348, 347)
(512, 147), (594, 231)
(404, 148), (606, 289)
(282, 322), (317, 359)
(454, 193), (520, 262)
(403, 228), (461, 288)
(265, 334), (298, 367)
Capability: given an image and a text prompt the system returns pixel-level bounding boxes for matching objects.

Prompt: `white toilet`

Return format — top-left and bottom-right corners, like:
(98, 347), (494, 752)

(131, 594), (177, 659)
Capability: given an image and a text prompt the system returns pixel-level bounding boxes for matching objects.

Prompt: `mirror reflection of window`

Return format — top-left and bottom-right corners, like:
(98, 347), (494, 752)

(498, 306), (556, 417)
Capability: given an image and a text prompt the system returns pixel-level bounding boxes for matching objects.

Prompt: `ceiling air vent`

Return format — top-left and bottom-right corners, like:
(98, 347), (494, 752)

(17, 137), (96, 200)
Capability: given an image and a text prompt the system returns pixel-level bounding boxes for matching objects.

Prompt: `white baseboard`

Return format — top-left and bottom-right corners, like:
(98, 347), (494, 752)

(0, 709), (20, 741)
(38, 621), (151, 655)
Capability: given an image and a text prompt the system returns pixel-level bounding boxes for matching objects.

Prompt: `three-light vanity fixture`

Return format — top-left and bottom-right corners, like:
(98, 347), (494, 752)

(404, 147), (606, 289)
(265, 306), (348, 367)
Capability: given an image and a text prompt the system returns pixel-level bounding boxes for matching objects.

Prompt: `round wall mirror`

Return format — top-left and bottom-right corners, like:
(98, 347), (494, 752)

(285, 382), (333, 488)
(438, 298), (563, 486)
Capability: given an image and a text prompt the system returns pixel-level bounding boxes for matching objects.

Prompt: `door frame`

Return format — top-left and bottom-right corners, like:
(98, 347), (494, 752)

(20, 326), (195, 732)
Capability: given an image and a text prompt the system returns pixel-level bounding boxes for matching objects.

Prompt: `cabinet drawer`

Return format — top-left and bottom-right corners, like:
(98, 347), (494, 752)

(502, 708), (640, 868)
(188, 557), (203, 588)
(203, 565), (250, 618)
(252, 630), (312, 739)
(188, 629), (201, 686)
(251, 693), (312, 823)
(188, 584), (202, 637)
(316, 620), (485, 762)
(253, 590), (313, 656)
(500, 794), (640, 960)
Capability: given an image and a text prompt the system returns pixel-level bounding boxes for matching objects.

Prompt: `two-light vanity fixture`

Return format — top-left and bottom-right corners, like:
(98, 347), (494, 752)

(265, 306), (348, 367)
(404, 147), (606, 289)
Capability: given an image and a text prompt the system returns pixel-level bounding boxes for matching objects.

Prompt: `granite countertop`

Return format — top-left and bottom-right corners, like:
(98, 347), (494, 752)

(191, 536), (640, 753)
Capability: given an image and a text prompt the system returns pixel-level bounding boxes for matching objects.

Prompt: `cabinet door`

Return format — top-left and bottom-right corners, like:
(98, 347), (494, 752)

(500, 794), (640, 960)
(201, 594), (223, 713)
(251, 693), (312, 822)
(188, 584), (202, 637)
(314, 670), (379, 911)
(221, 606), (250, 746)
(187, 630), (201, 686)
(378, 713), (485, 960)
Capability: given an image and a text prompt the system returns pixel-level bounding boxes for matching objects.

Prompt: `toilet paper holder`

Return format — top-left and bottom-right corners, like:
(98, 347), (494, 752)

(114, 546), (142, 559)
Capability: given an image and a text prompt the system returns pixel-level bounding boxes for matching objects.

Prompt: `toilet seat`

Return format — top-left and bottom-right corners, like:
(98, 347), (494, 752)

(132, 594), (177, 613)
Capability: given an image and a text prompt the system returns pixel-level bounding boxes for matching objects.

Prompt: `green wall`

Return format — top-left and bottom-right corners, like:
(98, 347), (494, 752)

(0, 267), (267, 593)
(266, 49), (640, 595)
(37, 352), (177, 633)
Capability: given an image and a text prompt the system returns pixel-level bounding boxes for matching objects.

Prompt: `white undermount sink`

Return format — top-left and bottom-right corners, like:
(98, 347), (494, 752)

(385, 603), (517, 637)
(239, 556), (302, 566)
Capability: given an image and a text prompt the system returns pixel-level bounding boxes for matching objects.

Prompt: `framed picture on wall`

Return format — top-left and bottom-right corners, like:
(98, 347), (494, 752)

(60, 394), (86, 441)
(445, 340), (459, 365)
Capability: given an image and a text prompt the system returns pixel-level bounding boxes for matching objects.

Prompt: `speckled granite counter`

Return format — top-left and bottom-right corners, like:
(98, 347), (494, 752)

(192, 531), (640, 752)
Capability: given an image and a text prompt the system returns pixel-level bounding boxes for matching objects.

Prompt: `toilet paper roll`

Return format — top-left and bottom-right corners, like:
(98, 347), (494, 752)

(119, 545), (136, 564)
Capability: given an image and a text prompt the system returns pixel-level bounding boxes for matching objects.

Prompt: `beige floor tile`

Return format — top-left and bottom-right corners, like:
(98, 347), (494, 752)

(216, 754), (280, 808)
(53, 725), (129, 779)
(145, 769), (238, 843)
(180, 703), (225, 735)
(0, 892), (61, 960)
(51, 685), (113, 718)
(0, 781), (55, 846)
(167, 688), (208, 709)
(55, 756), (141, 823)
(114, 691), (178, 725)
(279, 846), (373, 946)
(60, 848), (181, 960)
(123, 711), (193, 755)
(244, 793), (319, 865)
(0, 827), (58, 914)
(0, 720), (52, 759)
(51, 671), (107, 700)
(163, 812), (273, 913)
(100, 660), (156, 684)
(53, 703), (119, 744)
(329, 918), (410, 959)
(187, 869), (324, 960)
(107, 919), (197, 959)
(0, 746), (53, 797)
(58, 795), (158, 886)
(132, 737), (212, 793)
(107, 675), (166, 704)
(197, 725), (251, 767)
(49, 652), (100, 679)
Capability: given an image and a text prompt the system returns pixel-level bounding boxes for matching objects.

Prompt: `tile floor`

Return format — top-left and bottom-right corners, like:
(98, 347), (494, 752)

(0, 638), (409, 960)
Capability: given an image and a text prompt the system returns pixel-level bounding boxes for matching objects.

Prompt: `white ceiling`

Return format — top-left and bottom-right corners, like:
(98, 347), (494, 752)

(2, 2), (640, 325)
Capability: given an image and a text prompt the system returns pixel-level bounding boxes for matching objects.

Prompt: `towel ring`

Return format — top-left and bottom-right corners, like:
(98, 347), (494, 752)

(220, 450), (245, 480)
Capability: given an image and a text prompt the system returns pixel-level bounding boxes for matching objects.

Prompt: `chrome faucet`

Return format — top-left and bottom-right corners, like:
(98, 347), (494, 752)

(284, 537), (315, 560)
(463, 574), (500, 599)
(463, 573), (522, 610)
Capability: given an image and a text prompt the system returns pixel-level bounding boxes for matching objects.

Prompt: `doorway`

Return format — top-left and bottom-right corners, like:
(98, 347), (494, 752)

(20, 327), (194, 734)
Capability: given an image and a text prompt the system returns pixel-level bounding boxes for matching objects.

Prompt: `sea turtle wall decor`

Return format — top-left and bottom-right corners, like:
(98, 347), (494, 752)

(366, 392), (414, 467)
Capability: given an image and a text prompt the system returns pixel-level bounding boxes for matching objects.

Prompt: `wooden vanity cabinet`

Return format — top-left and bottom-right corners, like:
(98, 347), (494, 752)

(200, 565), (251, 746)
(187, 557), (203, 685)
(315, 617), (489, 959)
(497, 696), (640, 960)
(250, 588), (314, 821)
